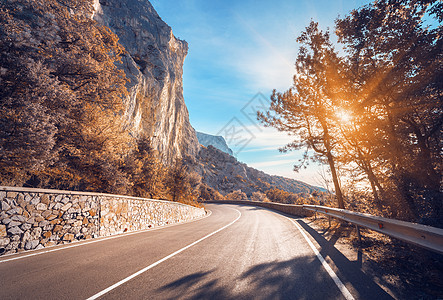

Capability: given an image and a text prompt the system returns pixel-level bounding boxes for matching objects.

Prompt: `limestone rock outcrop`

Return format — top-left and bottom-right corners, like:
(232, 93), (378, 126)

(93, 0), (199, 163)
(196, 132), (234, 156)
(92, 1), (322, 196)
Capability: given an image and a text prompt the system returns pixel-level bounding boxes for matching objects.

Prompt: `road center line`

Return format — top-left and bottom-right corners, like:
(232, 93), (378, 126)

(86, 208), (242, 300)
(290, 218), (355, 300)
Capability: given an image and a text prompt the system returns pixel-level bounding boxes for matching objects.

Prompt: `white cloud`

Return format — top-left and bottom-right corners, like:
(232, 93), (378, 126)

(225, 11), (298, 91)
(234, 54), (295, 91)
(249, 159), (296, 168)
(243, 125), (294, 148)
(240, 146), (285, 153)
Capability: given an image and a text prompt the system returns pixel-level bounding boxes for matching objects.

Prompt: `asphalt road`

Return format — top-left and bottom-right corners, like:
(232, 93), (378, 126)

(0, 204), (393, 299)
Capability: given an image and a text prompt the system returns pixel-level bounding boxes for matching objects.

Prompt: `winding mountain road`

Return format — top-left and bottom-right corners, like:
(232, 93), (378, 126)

(0, 204), (393, 299)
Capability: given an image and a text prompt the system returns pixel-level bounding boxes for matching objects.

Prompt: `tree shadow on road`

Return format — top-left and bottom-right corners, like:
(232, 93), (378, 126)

(238, 255), (345, 299)
(157, 269), (234, 300)
(296, 219), (394, 300)
(158, 256), (351, 299)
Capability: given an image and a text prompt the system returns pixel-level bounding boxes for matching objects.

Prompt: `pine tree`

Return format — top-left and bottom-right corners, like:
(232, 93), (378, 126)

(335, 0), (442, 223)
(259, 21), (346, 208)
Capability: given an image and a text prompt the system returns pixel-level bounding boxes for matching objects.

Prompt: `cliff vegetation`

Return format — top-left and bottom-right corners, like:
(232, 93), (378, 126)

(0, 0), (201, 207)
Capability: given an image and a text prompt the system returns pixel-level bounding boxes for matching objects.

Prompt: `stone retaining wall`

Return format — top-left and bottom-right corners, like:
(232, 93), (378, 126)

(0, 187), (205, 255)
(99, 196), (205, 236)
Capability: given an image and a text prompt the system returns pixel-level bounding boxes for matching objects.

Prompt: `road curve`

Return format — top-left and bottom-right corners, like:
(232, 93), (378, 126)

(0, 204), (393, 299)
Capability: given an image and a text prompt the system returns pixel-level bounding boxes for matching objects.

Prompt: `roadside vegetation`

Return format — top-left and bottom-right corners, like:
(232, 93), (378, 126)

(0, 0), (201, 207)
(1, 0), (441, 218)
(258, 0), (442, 227)
(306, 214), (443, 299)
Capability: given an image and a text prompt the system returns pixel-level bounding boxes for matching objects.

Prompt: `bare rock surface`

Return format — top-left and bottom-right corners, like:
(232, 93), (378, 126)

(93, 0), (199, 163)
(194, 145), (324, 197)
(196, 132), (234, 156)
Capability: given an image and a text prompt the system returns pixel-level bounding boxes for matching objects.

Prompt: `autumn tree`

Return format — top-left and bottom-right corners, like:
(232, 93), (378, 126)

(0, 59), (66, 184)
(251, 191), (270, 202)
(166, 158), (201, 205)
(121, 136), (167, 199)
(199, 183), (225, 201)
(260, 0), (441, 225)
(335, 0), (442, 223)
(225, 189), (248, 201)
(167, 160), (189, 202)
(259, 21), (347, 209)
(0, 0), (130, 192)
(265, 188), (301, 204)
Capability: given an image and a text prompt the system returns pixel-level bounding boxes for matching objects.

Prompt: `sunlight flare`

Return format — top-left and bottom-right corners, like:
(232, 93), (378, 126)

(335, 109), (353, 125)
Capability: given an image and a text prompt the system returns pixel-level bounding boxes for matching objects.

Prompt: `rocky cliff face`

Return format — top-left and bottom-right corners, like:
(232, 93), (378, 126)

(196, 132), (233, 156)
(194, 145), (323, 196)
(93, 0), (198, 163)
(92, 1), (321, 197)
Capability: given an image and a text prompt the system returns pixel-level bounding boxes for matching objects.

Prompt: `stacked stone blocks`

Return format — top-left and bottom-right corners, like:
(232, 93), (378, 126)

(99, 197), (205, 236)
(0, 187), (205, 255)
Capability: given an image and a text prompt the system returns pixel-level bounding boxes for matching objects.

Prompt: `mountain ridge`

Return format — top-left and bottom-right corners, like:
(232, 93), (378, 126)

(192, 145), (324, 197)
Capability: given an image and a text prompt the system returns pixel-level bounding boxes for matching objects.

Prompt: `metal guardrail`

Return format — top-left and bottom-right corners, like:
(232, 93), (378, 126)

(303, 205), (443, 255)
(204, 200), (309, 217)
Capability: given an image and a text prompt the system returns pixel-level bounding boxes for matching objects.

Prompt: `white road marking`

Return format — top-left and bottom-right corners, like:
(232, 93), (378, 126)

(86, 208), (242, 300)
(0, 210), (211, 264)
(290, 218), (355, 300)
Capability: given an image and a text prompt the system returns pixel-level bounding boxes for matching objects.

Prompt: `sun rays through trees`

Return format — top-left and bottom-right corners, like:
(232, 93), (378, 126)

(259, 0), (442, 226)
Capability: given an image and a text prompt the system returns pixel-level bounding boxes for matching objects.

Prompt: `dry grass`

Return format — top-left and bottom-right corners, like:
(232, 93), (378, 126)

(305, 215), (443, 299)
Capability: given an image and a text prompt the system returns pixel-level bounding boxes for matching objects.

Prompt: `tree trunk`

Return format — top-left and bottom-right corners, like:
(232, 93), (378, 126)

(326, 152), (345, 209)
(364, 161), (387, 211)
(415, 131), (442, 222)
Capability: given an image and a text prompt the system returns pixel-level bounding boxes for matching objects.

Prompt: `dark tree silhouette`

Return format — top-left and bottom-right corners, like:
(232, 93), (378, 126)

(335, 0), (442, 223)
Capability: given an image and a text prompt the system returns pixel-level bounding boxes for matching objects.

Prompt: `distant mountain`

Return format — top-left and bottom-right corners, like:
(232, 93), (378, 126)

(193, 145), (324, 196)
(196, 132), (233, 156)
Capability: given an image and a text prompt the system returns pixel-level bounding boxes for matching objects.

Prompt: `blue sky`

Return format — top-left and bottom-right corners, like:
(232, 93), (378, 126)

(150, 0), (371, 187)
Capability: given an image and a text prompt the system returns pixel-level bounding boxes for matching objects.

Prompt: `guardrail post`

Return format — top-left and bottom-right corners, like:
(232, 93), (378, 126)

(355, 225), (362, 246)
(328, 216), (331, 228)
(355, 224), (363, 267)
